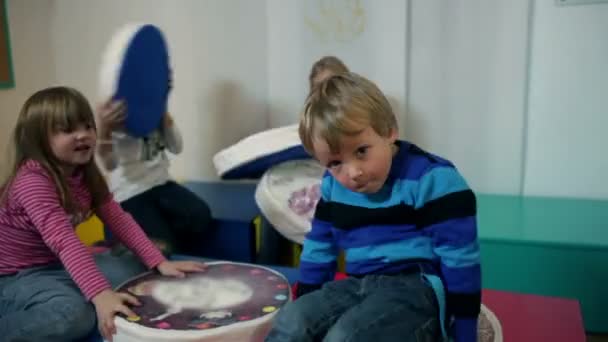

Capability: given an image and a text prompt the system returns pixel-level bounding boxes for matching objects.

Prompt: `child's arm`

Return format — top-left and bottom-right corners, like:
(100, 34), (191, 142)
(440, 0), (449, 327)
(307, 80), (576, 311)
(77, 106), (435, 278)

(96, 100), (126, 171)
(297, 174), (339, 297)
(14, 170), (112, 300)
(161, 112), (183, 154)
(96, 198), (167, 270)
(416, 166), (481, 342)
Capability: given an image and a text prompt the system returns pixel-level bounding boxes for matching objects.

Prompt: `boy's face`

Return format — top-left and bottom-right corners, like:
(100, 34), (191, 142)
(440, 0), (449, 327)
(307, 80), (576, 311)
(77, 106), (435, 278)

(313, 126), (398, 194)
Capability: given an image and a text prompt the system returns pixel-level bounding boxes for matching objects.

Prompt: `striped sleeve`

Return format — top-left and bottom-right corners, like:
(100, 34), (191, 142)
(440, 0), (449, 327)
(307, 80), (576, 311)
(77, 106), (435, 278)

(416, 166), (481, 342)
(96, 198), (166, 270)
(298, 174), (338, 293)
(13, 170), (111, 300)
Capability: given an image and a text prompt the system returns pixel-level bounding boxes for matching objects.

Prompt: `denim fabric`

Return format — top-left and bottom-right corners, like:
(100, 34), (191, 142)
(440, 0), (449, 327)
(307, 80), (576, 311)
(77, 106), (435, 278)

(266, 272), (440, 342)
(0, 251), (146, 341)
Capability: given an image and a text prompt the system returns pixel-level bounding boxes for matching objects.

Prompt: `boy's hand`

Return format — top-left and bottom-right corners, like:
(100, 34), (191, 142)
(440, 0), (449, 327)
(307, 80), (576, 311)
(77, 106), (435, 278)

(156, 260), (207, 278)
(91, 289), (140, 342)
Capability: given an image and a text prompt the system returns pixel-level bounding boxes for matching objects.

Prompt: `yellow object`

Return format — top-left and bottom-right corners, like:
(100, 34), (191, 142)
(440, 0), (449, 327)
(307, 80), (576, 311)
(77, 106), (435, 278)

(253, 216), (262, 253)
(289, 242), (346, 272)
(75, 215), (105, 246)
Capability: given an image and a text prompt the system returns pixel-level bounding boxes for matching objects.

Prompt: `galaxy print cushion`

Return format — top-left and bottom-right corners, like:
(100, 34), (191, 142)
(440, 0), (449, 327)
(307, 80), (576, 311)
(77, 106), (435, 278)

(255, 159), (325, 244)
(99, 23), (170, 138)
(112, 261), (290, 342)
(213, 124), (312, 180)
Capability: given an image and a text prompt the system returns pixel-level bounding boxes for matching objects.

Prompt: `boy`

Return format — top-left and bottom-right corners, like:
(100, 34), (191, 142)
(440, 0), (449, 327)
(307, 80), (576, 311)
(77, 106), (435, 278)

(265, 73), (480, 342)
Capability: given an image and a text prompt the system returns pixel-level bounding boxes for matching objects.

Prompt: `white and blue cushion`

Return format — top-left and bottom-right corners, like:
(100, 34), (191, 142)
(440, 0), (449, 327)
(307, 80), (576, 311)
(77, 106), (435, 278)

(99, 23), (170, 138)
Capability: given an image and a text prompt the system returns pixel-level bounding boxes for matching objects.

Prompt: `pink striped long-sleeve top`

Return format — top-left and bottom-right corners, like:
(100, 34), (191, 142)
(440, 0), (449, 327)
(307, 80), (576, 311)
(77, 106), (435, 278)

(0, 160), (166, 300)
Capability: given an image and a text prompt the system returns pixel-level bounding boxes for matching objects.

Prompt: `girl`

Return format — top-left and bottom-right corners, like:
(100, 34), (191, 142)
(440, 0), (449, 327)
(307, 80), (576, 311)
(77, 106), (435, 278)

(308, 55), (350, 90)
(96, 71), (212, 256)
(0, 86), (205, 342)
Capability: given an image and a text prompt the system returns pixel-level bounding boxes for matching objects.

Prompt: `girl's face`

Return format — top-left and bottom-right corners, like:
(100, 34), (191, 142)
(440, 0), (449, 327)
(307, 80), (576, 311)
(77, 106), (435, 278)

(49, 122), (96, 173)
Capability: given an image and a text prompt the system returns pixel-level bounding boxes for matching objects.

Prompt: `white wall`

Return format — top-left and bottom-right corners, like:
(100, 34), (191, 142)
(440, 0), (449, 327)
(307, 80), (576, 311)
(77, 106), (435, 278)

(266, 0), (407, 130)
(0, 0), (57, 173)
(408, 0), (530, 194)
(267, 0), (608, 198)
(3, 0), (608, 198)
(2, 0), (268, 181)
(524, 0), (608, 199)
(49, 0), (269, 181)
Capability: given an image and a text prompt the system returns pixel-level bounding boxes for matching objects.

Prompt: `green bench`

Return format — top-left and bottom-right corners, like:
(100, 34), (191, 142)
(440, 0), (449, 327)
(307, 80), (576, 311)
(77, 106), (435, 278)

(478, 194), (608, 333)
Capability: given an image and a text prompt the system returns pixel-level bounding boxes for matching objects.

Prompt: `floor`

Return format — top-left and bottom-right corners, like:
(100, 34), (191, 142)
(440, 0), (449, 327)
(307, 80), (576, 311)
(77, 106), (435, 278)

(588, 334), (608, 342)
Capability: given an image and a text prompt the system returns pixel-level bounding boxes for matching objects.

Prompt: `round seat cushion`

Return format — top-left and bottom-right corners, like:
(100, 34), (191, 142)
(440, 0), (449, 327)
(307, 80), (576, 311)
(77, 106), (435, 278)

(112, 261), (291, 342)
(255, 159), (325, 244)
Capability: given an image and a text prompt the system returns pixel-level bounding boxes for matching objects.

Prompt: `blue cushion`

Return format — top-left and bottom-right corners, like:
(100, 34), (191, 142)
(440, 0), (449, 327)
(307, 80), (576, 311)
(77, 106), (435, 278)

(113, 25), (170, 138)
(221, 145), (310, 180)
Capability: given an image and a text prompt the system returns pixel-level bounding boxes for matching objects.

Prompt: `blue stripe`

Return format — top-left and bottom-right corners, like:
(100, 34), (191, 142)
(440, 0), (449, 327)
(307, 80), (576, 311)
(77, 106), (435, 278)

(441, 264), (481, 292)
(306, 219), (334, 242)
(434, 241), (480, 268)
(416, 167), (469, 208)
(428, 216), (478, 246)
(333, 224), (421, 248)
(345, 236), (434, 263)
(331, 179), (416, 208)
(320, 173), (333, 201)
(300, 239), (337, 264)
(346, 259), (437, 275)
(398, 151), (434, 180)
(299, 260), (337, 284)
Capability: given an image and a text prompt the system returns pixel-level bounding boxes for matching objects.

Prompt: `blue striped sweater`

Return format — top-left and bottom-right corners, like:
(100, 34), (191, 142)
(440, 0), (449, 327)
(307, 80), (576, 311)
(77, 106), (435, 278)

(298, 140), (481, 341)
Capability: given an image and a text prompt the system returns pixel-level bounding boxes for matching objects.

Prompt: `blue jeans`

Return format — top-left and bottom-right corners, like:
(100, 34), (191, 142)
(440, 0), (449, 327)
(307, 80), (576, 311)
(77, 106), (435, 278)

(265, 273), (440, 342)
(0, 251), (147, 342)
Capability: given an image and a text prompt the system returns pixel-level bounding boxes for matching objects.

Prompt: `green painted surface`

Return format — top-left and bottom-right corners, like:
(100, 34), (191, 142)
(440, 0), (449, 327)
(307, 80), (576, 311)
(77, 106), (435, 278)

(478, 194), (608, 248)
(477, 194), (608, 332)
(0, 0), (15, 89)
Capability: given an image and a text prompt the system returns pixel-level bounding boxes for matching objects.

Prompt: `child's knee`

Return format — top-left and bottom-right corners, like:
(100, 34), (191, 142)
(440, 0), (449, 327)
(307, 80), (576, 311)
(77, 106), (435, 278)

(54, 297), (97, 339)
(19, 297), (97, 340)
(323, 319), (355, 342)
(269, 300), (321, 338)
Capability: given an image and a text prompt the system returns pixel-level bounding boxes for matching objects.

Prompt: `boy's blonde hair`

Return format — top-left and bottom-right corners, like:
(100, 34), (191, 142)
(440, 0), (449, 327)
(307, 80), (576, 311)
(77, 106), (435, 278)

(1, 86), (109, 212)
(308, 56), (350, 90)
(299, 72), (398, 155)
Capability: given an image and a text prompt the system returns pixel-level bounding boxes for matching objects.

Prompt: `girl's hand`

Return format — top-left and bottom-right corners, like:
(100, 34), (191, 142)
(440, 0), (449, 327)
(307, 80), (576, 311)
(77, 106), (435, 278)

(91, 289), (140, 342)
(156, 260), (207, 278)
(97, 100), (126, 133)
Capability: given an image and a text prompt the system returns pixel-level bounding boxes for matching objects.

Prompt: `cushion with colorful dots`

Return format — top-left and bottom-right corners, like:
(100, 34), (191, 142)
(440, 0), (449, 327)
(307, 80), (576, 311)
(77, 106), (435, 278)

(111, 261), (291, 342)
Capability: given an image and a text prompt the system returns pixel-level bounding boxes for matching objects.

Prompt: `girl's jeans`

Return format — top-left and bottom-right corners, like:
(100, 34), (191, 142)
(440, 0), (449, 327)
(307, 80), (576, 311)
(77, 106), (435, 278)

(0, 251), (146, 341)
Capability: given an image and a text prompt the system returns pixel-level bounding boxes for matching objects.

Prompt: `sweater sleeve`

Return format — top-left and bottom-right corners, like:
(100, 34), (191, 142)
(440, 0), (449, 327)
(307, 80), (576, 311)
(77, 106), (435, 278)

(416, 166), (481, 342)
(96, 197), (166, 270)
(14, 170), (111, 300)
(162, 119), (183, 155)
(297, 174), (339, 296)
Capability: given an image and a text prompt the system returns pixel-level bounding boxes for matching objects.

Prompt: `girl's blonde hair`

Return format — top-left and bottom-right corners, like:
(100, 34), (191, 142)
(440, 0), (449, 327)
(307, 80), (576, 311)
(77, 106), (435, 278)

(1, 86), (109, 212)
(299, 72), (397, 155)
(309, 56), (350, 90)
